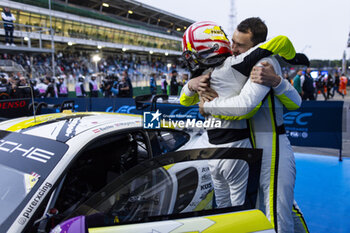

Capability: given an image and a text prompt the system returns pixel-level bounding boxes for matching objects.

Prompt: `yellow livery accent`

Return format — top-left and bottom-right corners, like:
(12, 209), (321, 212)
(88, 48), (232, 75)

(194, 190), (214, 211)
(163, 164), (175, 170)
(212, 102), (262, 121)
(6, 113), (75, 132)
(187, 42), (193, 51)
(276, 94), (300, 110)
(89, 210), (273, 233)
(62, 110), (73, 114)
(267, 95), (277, 229)
(113, 216), (120, 224)
(260, 35), (296, 60)
(203, 26), (229, 41)
(179, 92), (200, 107)
(203, 210), (273, 233)
(5, 112), (141, 132)
(248, 119), (256, 149)
(293, 207), (309, 233)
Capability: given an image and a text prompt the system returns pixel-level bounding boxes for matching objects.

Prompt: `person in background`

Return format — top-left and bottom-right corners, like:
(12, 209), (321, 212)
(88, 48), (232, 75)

(100, 75), (113, 98)
(75, 76), (86, 98)
(111, 75), (119, 97)
(293, 69), (303, 96)
(301, 68), (315, 100)
(57, 75), (68, 97)
(170, 70), (179, 95)
(160, 74), (168, 94)
(339, 74), (348, 97)
(29, 79), (40, 97)
(37, 77), (48, 97)
(182, 73), (189, 86)
(315, 71), (327, 100)
(122, 70), (133, 97)
(332, 72), (344, 98)
(150, 73), (157, 95)
(44, 77), (56, 98)
(17, 76), (31, 98)
(89, 75), (99, 97)
(0, 77), (10, 99)
(283, 72), (292, 84)
(1, 7), (16, 46)
(326, 74), (334, 99)
(9, 76), (19, 98)
(117, 76), (131, 98)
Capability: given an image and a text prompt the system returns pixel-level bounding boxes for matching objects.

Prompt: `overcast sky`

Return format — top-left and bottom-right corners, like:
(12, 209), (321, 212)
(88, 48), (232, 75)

(137, 0), (350, 60)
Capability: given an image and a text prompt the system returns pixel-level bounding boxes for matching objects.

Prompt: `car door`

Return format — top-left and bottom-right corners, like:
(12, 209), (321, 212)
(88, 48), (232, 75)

(30, 129), (152, 233)
(52, 147), (273, 233)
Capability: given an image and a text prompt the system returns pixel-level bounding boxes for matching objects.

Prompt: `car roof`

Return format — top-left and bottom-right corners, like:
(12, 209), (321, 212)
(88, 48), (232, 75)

(0, 112), (143, 143)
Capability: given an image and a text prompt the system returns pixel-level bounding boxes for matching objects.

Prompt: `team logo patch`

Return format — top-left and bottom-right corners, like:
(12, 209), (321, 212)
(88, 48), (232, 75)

(25, 172), (40, 194)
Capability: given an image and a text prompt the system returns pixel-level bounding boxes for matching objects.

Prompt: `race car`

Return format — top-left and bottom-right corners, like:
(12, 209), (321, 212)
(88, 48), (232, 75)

(0, 111), (274, 233)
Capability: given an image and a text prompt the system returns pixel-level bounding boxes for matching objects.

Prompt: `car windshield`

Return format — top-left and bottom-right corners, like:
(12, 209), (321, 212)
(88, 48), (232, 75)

(0, 130), (68, 230)
(0, 164), (39, 224)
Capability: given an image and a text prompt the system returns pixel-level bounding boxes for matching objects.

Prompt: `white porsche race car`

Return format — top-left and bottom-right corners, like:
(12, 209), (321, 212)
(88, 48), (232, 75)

(0, 112), (274, 233)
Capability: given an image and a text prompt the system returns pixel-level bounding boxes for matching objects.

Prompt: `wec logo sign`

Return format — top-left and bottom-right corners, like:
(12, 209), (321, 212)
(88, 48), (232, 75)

(283, 112), (313, 126)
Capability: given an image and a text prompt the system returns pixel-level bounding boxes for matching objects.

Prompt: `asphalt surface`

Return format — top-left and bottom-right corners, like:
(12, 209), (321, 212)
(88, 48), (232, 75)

(292, 87), (350, 159)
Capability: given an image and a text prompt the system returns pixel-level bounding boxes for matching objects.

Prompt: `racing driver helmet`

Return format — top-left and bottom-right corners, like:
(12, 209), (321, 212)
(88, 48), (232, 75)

(182, 21), (232, 76)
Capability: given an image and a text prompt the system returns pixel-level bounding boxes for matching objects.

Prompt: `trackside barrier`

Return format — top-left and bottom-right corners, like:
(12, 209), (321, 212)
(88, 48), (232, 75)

(0, 98), (344, 161)
(0, 98), (31, 118)
(283, 101), (344, 160)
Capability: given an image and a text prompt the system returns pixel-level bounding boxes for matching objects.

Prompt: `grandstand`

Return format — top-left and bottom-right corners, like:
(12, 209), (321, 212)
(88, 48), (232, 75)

(0, 0), (195, 95)
(0, 0), (194, 56)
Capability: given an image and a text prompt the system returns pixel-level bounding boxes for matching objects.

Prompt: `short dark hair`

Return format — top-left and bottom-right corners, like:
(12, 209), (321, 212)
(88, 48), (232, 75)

(237, 17), (268, 46)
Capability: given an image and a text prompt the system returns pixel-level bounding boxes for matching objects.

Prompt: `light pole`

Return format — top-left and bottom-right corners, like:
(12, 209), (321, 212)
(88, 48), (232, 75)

(167, 63), (171, 73)
(92, 54), (101, 72)
(49, 0), (55, 78)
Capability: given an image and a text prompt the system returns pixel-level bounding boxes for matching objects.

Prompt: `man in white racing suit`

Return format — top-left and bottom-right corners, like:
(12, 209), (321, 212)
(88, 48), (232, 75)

(181, 18), (309, 233)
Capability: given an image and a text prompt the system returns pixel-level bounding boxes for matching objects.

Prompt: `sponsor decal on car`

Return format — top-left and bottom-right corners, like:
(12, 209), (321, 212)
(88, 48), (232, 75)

(18, 182), (52, 225)
(200, 182), (212, 191)
(24, 172), (41, 194)
(201, 173), (212, 182)
(202, 167), (209, 173)
(92, 121), (140, 133)
(0, 139), (55, 163)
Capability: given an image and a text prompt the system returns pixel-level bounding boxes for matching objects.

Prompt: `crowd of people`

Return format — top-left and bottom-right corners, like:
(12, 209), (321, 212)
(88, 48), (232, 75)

(1, 62), (349, 100)
(292, 68), (348, 100)
(0, 50), (189, 99)
(0, 62), (189, 99)
(0, 52), (175, 78)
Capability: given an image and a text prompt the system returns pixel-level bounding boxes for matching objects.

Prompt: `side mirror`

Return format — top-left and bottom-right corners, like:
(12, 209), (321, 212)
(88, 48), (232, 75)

(50, 216), (87, 233)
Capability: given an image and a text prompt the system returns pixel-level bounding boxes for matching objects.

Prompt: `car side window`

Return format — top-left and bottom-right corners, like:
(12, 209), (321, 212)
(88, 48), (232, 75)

(68, 159), (244, 228)
(53, 147), (263, 232)
(148, 129), (190, 156)
(173, 167), (199, 213)
(50, 131), (150, 229)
